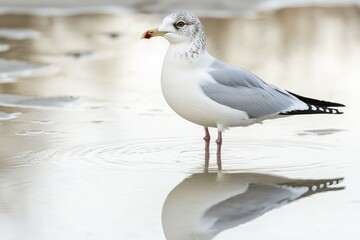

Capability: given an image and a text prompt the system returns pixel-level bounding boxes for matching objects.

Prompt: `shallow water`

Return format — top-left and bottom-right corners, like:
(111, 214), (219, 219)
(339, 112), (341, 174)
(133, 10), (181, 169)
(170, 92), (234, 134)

(0, 6), (360, 240)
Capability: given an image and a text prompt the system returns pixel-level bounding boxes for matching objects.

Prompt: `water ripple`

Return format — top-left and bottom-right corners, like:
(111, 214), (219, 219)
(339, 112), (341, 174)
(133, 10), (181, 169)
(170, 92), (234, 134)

(7, 137), (333, 173)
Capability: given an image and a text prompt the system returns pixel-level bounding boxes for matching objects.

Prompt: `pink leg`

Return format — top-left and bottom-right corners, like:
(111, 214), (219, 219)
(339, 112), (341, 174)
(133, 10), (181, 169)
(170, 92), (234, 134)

(203, 127), (210, 152)
(216, 131), (222, 171)
(203, 127), (210, 172)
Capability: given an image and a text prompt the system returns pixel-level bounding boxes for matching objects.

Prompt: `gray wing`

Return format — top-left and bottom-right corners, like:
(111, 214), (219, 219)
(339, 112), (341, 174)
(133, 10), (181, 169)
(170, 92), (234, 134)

(202, 60), (304, 118)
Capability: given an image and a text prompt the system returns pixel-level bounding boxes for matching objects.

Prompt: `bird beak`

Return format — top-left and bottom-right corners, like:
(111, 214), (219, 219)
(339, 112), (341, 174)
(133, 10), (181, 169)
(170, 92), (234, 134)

(141, 28), (167, 39)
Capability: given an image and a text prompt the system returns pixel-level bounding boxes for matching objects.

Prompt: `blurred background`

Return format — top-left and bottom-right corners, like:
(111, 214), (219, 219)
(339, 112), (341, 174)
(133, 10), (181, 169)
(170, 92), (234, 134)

(0, 1), (359, 240)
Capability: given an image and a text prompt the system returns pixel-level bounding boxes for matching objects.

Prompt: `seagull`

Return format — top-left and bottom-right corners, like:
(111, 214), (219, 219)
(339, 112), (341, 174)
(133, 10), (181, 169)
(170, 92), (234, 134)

(141, 11), (345, 158)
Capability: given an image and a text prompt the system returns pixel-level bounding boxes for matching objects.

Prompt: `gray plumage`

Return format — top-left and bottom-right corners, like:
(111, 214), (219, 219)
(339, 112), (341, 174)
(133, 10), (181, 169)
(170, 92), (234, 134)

(202, 60), (305, 118)
(145, 10), (344, 135)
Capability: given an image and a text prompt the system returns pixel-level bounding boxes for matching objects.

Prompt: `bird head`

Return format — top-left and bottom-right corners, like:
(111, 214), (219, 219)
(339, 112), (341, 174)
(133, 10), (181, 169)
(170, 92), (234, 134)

(141, 11), (205, 45)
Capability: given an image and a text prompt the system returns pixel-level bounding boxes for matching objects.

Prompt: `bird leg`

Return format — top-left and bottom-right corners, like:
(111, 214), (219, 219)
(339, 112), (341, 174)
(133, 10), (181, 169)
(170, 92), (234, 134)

(203, 127), (210, 172)
(216, 131), (222, 171)
(203, 127), (210, 153)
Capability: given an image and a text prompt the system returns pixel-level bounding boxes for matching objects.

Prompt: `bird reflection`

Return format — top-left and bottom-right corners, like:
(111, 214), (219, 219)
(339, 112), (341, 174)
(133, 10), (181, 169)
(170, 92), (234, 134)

(162, 170), (344, 240)
(204, 142), (221, 171)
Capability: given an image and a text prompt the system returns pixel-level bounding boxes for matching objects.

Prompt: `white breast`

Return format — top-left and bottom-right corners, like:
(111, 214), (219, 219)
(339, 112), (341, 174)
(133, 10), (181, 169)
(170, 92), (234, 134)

(160, 48), (251, 129)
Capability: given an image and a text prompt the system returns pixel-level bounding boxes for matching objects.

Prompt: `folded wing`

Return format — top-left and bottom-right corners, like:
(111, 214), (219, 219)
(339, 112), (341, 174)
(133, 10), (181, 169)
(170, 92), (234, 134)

(202, 60), (307, 118)
(202, 60), (344, 118)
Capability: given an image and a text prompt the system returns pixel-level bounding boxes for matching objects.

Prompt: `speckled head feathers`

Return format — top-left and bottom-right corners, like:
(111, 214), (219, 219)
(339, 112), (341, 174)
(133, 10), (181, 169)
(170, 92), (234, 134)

(158, 11), (206, 61)
(169, 11), (205, 43)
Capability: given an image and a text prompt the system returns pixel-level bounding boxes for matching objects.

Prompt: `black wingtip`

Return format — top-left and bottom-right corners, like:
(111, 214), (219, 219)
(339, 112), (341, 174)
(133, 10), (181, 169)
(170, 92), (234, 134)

(329, 102), (346, 107)
(280, 104), (344, 115)
(287, 91), (345, 108)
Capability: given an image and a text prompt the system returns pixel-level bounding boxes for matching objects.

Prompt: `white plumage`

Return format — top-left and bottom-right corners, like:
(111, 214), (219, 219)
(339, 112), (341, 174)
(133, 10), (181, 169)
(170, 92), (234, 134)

(142, 11), (344, 157)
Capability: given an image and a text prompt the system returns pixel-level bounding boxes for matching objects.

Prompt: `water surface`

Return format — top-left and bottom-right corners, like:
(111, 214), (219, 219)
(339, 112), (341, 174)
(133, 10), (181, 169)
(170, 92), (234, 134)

(0, 6), (359, 240)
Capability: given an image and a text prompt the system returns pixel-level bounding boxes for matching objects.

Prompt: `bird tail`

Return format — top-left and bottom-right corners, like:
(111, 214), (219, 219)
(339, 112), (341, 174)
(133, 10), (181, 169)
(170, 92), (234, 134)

(280, 91), (345, 115)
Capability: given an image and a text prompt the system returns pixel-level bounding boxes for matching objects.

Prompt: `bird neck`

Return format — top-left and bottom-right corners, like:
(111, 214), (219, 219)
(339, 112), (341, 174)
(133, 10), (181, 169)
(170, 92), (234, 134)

(165, 39), (207, 65)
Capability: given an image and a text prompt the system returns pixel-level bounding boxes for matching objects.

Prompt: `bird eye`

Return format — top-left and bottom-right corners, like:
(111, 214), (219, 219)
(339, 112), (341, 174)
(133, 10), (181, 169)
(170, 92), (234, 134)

(176, 21), (186, 28)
